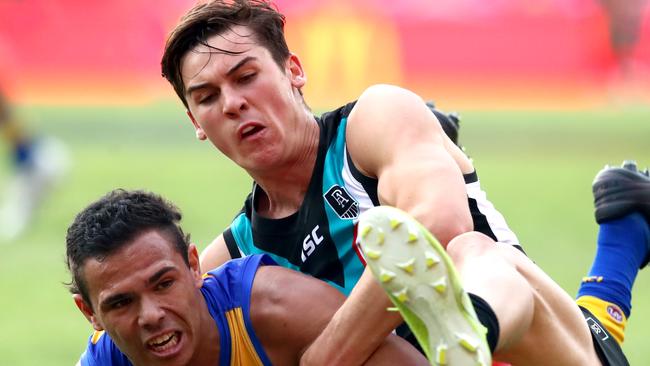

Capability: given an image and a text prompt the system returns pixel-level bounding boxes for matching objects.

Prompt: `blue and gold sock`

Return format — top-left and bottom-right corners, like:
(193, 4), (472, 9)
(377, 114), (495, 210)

(576, 213), (650, 344)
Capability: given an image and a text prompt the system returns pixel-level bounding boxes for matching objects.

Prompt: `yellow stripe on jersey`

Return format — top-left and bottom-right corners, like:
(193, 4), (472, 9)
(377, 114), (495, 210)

(225, 307), (264, 366)
(577, 295), (628, 344)
(91, 330), (105, 345)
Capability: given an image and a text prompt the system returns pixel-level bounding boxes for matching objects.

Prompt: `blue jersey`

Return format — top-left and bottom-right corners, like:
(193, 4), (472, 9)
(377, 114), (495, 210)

(223, 102), (520, 296)
(78, 255), (275, 366)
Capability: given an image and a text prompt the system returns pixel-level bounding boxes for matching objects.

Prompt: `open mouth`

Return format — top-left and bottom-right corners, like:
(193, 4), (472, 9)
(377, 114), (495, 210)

(147, 331), (181, 354)
(240, 124), (264, 139)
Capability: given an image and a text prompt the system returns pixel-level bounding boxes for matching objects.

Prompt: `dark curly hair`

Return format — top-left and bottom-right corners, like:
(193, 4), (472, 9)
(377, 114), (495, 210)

(65, 189), (190, 308)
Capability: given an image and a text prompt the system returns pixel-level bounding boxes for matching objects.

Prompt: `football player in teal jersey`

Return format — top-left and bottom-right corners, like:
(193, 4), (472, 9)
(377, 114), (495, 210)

(160, 1), (646, 365)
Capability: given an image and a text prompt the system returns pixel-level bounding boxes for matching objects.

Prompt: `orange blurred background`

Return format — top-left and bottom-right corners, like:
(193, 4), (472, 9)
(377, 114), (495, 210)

(0, 0), (648, 109)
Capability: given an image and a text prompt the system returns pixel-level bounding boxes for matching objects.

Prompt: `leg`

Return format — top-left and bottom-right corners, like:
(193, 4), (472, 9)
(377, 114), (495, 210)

(358, 206), (601, 366)
(448, 233), (600, 366)
(357, 206), (492, 365)
(576, 161), (650, 343)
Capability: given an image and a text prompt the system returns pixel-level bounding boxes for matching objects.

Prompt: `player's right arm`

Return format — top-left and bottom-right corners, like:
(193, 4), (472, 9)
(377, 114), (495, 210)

(199, 234), (232, 273)
(300, 85), (474, 366)
(347, 84), (474, 246)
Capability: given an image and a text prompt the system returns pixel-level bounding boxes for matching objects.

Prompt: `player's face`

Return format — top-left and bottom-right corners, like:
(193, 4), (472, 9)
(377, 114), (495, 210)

(182, 25), (308, 173)
(75, 230), (213, 366)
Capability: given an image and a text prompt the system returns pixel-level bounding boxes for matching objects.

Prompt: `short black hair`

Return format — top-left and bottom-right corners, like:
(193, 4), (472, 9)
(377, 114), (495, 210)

(65, 189), (190, 307)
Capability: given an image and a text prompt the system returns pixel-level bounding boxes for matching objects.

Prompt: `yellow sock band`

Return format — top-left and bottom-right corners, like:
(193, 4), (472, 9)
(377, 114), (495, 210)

(576, 295), (627, 344)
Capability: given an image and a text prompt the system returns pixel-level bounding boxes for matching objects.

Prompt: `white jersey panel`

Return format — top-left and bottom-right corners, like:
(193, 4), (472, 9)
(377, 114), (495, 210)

(466, 180), (520, 245)
(341, 145), (376, 222)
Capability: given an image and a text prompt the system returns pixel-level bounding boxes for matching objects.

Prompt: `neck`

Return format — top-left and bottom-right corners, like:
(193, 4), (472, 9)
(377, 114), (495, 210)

(253, 116), (320, 218)
(190, 297), (221, 366)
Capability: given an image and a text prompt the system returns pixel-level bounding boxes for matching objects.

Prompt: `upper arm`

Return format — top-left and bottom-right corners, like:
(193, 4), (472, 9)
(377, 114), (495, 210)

(199, 234), (233, 273)
(346, 85), (472, 245)
(250, 266), (428, 365)
(250, 266), (346, 364)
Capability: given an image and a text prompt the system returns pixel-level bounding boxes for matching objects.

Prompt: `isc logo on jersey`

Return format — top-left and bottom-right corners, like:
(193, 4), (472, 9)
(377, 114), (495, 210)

(324, 185), (359, 219)
(301, 225), (324, 262)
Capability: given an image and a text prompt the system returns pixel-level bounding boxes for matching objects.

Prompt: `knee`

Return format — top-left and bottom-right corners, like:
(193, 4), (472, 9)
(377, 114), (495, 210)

(446, 231), (497, 263)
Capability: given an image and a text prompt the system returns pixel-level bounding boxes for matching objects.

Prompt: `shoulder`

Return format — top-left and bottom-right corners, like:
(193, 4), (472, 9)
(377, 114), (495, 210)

(348, 84), (444, 141)
(359, 83), (416, 101)
(79, 330), (131, 366)
(346, 84), (445, 175)
(350, 84), (426, 121)
(248, 265), (346, 362)
(206, 255), (271, 277)
(203, 255), (275, 301)
(250, 265), (344, 321)
(250, 266), (307, 321)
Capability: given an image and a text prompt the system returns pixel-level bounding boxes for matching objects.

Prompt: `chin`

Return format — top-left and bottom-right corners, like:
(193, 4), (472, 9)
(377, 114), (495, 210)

(244, 152), (282, 170)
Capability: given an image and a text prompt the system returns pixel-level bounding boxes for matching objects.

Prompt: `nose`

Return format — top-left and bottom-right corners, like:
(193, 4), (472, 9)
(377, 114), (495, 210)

(221, 87), (247, 118)
(138, 296), (165, 330)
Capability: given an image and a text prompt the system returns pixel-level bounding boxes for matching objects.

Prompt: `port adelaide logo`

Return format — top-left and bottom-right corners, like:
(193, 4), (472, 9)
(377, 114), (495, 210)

(324, 185), (359, 219)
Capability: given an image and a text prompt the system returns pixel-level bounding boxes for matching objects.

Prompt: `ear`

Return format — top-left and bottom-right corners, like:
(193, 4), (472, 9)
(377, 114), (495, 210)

(287, 53), (306, 89)
(186, 110), (207, 141)
(187, 243), (203, 288)
(73, 294), (104, 332)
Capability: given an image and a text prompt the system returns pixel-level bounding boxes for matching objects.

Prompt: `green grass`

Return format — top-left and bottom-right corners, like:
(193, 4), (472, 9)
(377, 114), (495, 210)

(0, 102), (648, 365)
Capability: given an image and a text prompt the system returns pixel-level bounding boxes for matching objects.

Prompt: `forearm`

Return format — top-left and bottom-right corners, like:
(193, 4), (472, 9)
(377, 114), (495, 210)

(299, 268), (403, 366)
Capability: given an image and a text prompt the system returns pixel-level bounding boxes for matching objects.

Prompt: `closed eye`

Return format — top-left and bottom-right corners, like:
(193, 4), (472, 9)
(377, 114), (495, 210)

(156, 278), (174, 291)
(104, 296), (133, 311)
(112, 298), (131, 309)
(198, 93), (215, 105)
(238, 72), (256, 84)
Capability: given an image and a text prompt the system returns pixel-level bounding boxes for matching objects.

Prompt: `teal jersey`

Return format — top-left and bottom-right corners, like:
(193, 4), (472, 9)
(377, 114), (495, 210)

(223, 102), (521, 296)
(225, 103), (364, 295)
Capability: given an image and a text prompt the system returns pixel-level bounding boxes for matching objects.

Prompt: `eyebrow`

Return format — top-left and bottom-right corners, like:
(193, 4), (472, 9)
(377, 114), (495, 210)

(226, 56), (256, 77)
(186, 82), (210, 97)
(98, 266), (176, 310)
(185, 56), (257, 97)
(147, 266), (175, 286)
(100, 293), (131, 311)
